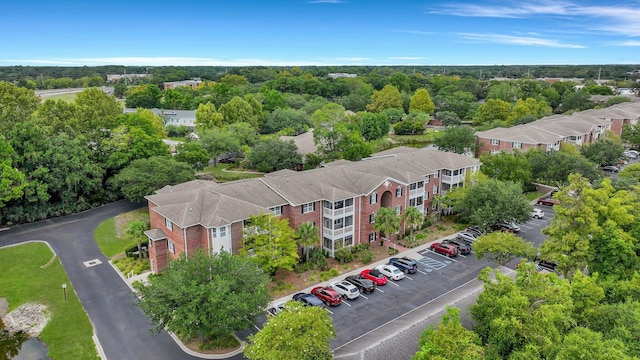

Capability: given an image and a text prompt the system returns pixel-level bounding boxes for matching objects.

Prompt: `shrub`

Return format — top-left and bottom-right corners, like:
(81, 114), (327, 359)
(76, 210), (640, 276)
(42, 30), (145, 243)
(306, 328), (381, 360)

(320, 268), (339, 281)
(358, 249), (375, 264)
(334, 247), (354, 263)
(387, 248), (399, 256)
(308, 248), (329, 270)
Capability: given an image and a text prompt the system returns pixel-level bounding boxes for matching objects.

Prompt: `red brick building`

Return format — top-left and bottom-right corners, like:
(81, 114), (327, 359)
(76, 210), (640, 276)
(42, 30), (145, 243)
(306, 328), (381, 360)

(144, 147), (481, 273)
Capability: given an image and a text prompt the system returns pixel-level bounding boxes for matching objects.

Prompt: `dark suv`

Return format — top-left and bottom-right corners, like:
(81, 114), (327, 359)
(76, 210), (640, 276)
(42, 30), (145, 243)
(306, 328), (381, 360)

(344, 275), (376, 294)
(388, 257), (418, 274)
(442, 238), (471, 255)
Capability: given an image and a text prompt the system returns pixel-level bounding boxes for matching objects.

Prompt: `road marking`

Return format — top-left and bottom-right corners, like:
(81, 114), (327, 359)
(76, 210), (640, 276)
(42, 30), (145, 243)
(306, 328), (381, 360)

(326, 308), (334, 314)
(417, 256), (447, 270)
(417, 269), (428, 275)
(254, 325), (261, 331)
(387, 280), (400, 286)
(429, 250), (458, 262)
(83, 259), (102, 267)
(359, 294), (369, 300)
(342, 300), (352, 306)
(458, 254), (466, 258)
(404, 275), (414, 280)
(376, 287), (385, 293)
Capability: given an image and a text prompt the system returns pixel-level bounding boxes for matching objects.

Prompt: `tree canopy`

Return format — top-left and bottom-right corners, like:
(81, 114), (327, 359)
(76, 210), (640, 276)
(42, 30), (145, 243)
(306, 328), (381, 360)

(241, 213), (299, 275)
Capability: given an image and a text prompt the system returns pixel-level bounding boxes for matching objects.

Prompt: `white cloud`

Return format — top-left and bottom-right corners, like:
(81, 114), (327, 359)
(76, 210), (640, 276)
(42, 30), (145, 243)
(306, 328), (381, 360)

(609, 40), (640, 47)
(457, 33), (585, 48)
(429, 1), (640, 36)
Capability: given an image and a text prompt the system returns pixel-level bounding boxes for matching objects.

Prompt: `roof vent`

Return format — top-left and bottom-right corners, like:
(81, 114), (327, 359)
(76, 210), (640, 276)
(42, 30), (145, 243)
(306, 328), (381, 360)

(189, 208), (192, 211)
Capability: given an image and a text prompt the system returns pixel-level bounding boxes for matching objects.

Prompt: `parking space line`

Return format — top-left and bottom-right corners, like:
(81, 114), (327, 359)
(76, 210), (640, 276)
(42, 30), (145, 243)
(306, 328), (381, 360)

(326, 308), (334, 314)
(458, 254), (466, 258)
(376, 287), (385, 293)
(359, 294), (369, 300)
(417, 269), (429, 275)
(404, 275), (414, 280)
(428, 250), (458, 262)
(342, 300), (352, 307)
(387, 280), (400, 286)
(417, 256), (446, 270)
(254, 325), (261, 331)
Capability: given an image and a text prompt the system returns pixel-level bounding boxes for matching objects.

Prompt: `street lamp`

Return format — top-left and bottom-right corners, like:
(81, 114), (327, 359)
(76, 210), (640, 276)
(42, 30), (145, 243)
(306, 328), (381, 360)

(62, 283), (67, 301)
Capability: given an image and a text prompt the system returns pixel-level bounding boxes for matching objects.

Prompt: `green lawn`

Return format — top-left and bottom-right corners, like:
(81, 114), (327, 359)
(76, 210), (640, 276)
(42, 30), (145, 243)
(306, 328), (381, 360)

(200, 163), (263, 182)
(0, 242), (99, 360)
(526, 191), (543, 201)
(43, 93), (77, 102)
(94, 208), (149, 258)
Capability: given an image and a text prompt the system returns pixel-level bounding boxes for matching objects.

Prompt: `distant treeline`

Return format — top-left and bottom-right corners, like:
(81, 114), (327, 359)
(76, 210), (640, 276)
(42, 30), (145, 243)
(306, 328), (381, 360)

(1, 64), (639, 85)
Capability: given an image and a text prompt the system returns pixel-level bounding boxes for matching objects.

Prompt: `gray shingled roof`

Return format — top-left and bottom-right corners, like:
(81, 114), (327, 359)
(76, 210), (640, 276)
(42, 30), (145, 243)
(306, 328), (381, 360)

(144, 228), (167, 240)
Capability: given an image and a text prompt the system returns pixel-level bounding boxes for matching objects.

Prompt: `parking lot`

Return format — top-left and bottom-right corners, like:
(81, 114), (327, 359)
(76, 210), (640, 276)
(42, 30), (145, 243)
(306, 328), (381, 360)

(251, 206), (556, 352)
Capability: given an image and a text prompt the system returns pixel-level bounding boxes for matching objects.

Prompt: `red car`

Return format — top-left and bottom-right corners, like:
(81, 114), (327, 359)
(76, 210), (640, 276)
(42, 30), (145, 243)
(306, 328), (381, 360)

(360, 269), (388, 286)
(537, 197), (556, 206)
(430, 242), (459, 257)
(310, 286), (342, 307)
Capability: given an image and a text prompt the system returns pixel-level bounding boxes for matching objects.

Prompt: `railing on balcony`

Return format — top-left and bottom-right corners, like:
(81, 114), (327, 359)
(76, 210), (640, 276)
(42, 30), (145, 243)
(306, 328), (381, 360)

(322, 225), (354, 238)
(441, 174), (464, 185)
(323, 205), (354, 218)
(409, 188), (425, 198)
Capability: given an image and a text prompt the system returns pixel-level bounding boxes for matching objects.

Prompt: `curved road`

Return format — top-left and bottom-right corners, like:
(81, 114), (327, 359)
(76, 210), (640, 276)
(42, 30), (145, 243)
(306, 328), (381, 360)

(0, 200), (243, 359)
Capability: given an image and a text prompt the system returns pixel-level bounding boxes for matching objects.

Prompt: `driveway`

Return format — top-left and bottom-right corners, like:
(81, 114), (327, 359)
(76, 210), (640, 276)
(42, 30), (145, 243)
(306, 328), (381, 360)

(0, 200), (228, 359)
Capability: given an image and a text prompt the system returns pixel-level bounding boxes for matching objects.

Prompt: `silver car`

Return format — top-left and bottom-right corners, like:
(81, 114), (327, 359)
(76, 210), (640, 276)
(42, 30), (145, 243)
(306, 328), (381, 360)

(457, 231), (480, 243)
(329, 280), (360, 300)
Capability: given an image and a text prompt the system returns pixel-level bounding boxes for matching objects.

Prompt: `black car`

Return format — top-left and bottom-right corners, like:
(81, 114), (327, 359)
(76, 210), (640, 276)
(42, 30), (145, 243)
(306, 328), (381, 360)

(344, 275), (376, 294)
(388, 257), (418, 274)
(292, 293), (325, 308)
(465, 226), (484, 237)
(442, 239), (471, 255)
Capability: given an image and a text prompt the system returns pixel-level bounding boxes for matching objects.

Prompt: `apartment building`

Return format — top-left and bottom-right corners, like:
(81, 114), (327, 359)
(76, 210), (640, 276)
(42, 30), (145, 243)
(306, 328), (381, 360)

(144, 147), (481, 273)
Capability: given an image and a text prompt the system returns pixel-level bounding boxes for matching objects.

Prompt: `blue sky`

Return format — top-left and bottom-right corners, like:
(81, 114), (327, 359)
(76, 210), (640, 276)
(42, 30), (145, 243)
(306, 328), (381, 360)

(1, 0), (639, 66)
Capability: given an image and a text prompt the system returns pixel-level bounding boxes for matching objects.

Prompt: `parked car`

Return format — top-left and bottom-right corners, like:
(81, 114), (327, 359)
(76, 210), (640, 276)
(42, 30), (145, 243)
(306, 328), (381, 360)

(465, 226), (484, 237)
(457, 231), (480, 243)
(531, 208), (545, 219)
(374, 264), (405, 281)
(292, 292), (325, 308)
(537, 197), (557, 206)
(388, 257), (417, 274)
(329, 280), (360, 300)
(602, 165), (620, 173)
(266, 301), (287, 316)
(360, 269), (388, 286)
(493, 221), (521, 233)
(623, 150), (639, 159)
(311, 286), (342, 307)
(344, 275), (376, 294)
(442, 238), (472, 255)
(430, 242), (459, 257)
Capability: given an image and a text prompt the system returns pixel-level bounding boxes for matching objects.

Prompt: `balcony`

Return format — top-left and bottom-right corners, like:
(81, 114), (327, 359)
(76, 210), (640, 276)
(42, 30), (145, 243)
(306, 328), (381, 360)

(409, 188), (425, 198)
(323, 205), (354, 218)
(323, 225), (354, 239)
(441, 174), (464, 185)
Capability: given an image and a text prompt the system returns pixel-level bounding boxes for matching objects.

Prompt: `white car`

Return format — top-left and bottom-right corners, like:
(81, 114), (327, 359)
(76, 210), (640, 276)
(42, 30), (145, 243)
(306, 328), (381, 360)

(374, 264), (405, 281)
(623, 150), (639, 159)
(329, 280), (360, 300)
(531, 208), (544, 219)
(266, 301), (287, 316)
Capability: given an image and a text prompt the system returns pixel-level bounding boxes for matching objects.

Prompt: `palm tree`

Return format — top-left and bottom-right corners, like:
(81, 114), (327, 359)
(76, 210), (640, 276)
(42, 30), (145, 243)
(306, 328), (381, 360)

(401, 206), (423, 244)
(125, 220), (148, 259)
(296, 222), (319, 262)
(373, 207), (400, 250)
(431, 194), (449, 221)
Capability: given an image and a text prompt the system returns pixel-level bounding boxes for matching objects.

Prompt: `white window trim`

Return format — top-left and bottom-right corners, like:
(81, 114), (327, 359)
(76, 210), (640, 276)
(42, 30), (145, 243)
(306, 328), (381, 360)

(165, 218), (173, 231)
(168, 240), (175, 254)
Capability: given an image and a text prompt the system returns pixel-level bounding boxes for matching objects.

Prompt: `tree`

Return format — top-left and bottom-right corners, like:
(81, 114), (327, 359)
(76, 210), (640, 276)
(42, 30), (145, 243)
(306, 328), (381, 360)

(401, 206), (423, 244)
(409, 88), (435, 114)
(174, 141), (210, 169)
(454, 179), (531, 232)
(359, 112), (388, 141)
(394, 116), (426, 135)
(619, 163), (640, 182)
(195, 102), (224, 131)
(125, 220), (149, 258)
(413, 307), (484, 360)
(219, 96), (259, 128)
(296, 222), (320, 262)
(125, 84), (162, 108)
(240, 213), (299, 275)
(244, 301), (335, 360)
(473, 232), (536, 266)
(198, 128), (241, 166)
(111, 156), (195, 202)
(621, 123), (640, 148)
(472, 99), (511, 126)
(0, 81), (40, 134)
(113, 81), (127, 98)
(373, 206), (400, 249)
(246, 138), (301, 172)
(135, 250), (270, 342)
(261, 108), (310, 135)
(580, 138), (624, 166)
(220, 74), (249, 88)
(433, 126), (476, 154)
(479, 151), (531, 186)
(526, 148), (602, 187)
(0, 135), (26, 208)
(556, 327), (632, 360)
(435, 110), (461, 126)
(367, 85), (403, 113)
(262, 89), (286, 112)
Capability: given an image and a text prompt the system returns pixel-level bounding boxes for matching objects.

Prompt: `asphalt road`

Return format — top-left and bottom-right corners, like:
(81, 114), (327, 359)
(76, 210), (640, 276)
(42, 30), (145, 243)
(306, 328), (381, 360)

(0, 200), (216, 360)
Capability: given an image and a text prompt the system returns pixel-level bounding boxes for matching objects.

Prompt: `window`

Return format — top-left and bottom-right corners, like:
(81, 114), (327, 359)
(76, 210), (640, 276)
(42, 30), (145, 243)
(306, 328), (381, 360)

(418, 181), (424, 188)
(416, 196), (423, 205)
(334, 218), (343, 229)
(370, 193), (377, 204)
(369, 213), (375, 224)
(212, 228), (217, 238)
(165, 218), (173, 231)
(410, 183), (417, 190)
(513, 142), (522, 149)
(219, 226), (227, 237)
(270, 206), (282, 215)
(409, 198), (416, 207)
(396, 188), (402, 197)
(491, 139), (500, 145)
(212, 226), (228, 238)
(345, 216), (353, 227)
(345, 198), (354, 207)
(395, 205), (402, 215)
(302, 202), (315, 214)
(425, 175), (431, 182)
(148, 239), (152, 248)
(324, 218), (332, 229)
(433, 185), (439, 194)
(168, 241), (175, 254)
(369, 232), (377, 242)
